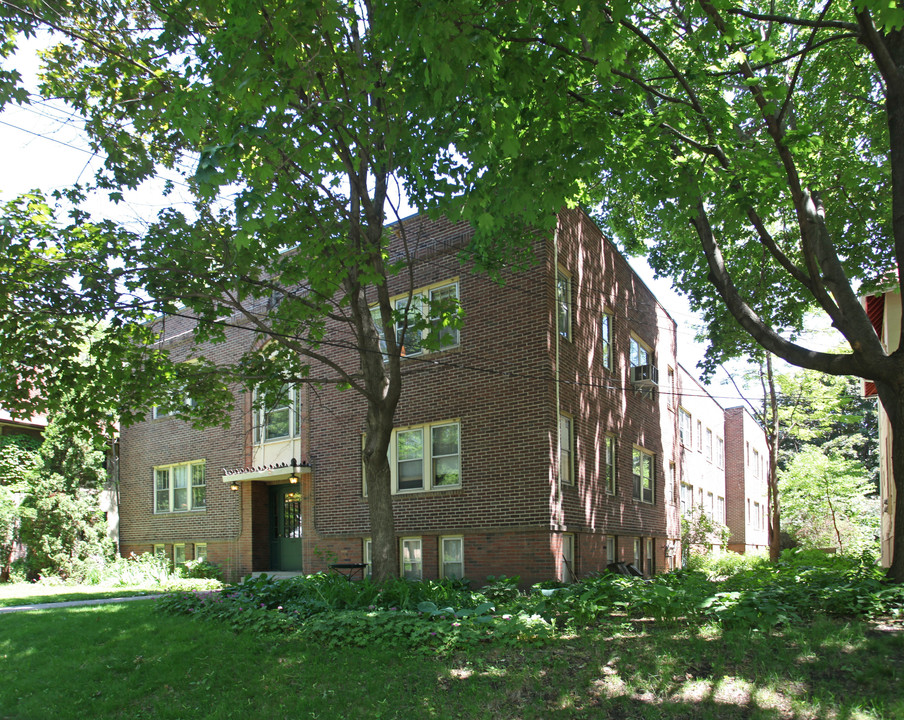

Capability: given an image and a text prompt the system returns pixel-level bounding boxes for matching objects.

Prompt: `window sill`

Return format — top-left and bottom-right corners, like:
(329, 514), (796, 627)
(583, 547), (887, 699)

(154, 508), (207, 515)
(393, 484), (461, 496)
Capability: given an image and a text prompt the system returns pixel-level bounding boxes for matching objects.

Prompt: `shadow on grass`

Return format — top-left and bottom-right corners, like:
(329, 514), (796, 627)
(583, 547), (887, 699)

(1, 604), (902, 719)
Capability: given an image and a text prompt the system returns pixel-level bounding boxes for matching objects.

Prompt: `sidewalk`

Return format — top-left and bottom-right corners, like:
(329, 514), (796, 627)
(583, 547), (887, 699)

(0, 594), (164, 614)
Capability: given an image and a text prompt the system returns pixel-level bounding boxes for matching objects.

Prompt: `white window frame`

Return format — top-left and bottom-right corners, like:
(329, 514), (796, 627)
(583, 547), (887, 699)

(680, 482), (693, 514)
(253, 385), (301, 444)
(753, 449), (760, 478)
(400, 537), (422, 580)
(632, 447), (654, 504)
(559, 414), (574, 486)
(633, 537), (642, 568)
(154, 460), (206, 513)
(557, 268), (572, 341)
(604, 434), (616, 495)
(561, 533), (575, 583)
(600, 311), (613, 370)
(173, 543), (186, 566)
(440, 536), (464, 580)
(678, 408), (692, 447)
(717, 437), (724, 468)
(717, 496), (725, 523)
(606, 535), (616, 564)
(152, 395), (196, 420)
(629, 336), (651, 368)
(363, 538), (372, 578)
(696, 421), (703, 452)
(194, 543), (207, 562)
(705, 428), (713, 462)
(666, 366), (676, 409)
(372, 280), (461, 359)
(153, 544), (165, 558)
(645, 538), (655, 576)
(706, 492), (714, 519)
(391, 420), (461, 494)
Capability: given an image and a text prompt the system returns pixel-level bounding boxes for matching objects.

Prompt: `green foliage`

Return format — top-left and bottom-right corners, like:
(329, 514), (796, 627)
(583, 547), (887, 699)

(0, 434), (40, 490)
(158, 553), (904, 650)
(17, 416), (112, 581)
(681, 508), (731, 554)
(780, 445), (879, 554)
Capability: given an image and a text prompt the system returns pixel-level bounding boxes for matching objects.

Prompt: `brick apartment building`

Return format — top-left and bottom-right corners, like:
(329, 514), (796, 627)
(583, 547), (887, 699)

(117, 207), (768, 584)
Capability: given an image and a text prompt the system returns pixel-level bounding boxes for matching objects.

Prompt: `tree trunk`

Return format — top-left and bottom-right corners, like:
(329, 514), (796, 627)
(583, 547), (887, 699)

(363, 401), (398, 582)
(882, 384), (904, 582)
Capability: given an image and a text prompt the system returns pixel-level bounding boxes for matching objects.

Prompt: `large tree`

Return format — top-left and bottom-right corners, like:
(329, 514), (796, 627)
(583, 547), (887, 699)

(404, 1), (904, 578)
(0, 0), (547, 581)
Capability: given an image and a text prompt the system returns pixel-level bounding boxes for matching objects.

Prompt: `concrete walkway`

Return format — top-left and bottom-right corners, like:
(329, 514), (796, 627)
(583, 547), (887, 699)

(0, 594), (164, 614)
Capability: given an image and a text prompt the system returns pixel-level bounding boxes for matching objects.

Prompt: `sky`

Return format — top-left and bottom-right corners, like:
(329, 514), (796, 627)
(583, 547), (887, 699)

(2, 34), (837, 413)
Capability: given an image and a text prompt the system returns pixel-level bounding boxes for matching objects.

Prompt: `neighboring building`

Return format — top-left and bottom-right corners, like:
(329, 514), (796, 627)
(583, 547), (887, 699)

(118, 208), (764, 584)
(863, 290), (900, 567)
(0, 410), (46, 441)
(674, 366), (730, 555)
(724, 406), (770, 554)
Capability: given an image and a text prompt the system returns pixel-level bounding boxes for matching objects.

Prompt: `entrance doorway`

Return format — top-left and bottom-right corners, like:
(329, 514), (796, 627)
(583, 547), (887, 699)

(268, 483), (303, 571)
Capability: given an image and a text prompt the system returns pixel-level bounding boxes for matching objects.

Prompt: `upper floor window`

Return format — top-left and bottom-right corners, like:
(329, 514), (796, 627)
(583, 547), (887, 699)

(680, 482), (693, 514)
(600, 311), (613, 369)
(705, 428), (713, 462)
(557, 270), (572, 341)
(253, 385), (301, 443)
(716, 436), (724, 468)
(696, 421), (703, 452)
(752, 449), (760, 478)
(632, 447), (654, 504)
(678, 408), (692, 446)
(629, 337), (651, 367)
(154, 460), (206, 513)
(373, 280), (460, 358)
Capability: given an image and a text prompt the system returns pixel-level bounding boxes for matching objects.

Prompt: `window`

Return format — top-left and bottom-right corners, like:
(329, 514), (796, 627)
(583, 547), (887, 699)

(441, 536), (464, 580)
(667, 367), (676, 409)
(716, 437), (724, 468)
(152, 395), (196, 420)
(559, 414), (574, 486)
(604, 435), (616, 494)
(154, 460), (206, 513)
(633, 537), (642, 568)
(753, 449), (760, 478)
(680, 482), (693, 514)
(632, 447), (654, 503)
(557, 269), (572, 341)
(253, 385), (301, 443)
(601, 312), (613, 370)
(705, 428), (713, 462)
(372, 280), (461, 358)
(363, 538), (372, 578)
(696, 421), (702, 452)
(394, 421), (460, 493)
(194, 543), (207, 562)
(606, 535), (616, 564)
(173, 543), (186, 566)
(678, 408), (692, 446)
(561, 534), (575, 583)
(629, 337), (650, 367)
(401, 537), (422, 580)
(717, 496), (725, 523)
(706, 492), (714, 519)
(667, 462), (676, 505)
(754, 501), (761, 530)
(747, 498), (751, 524)
(153, 544), (165, 558)
(645, 538), (655, 576)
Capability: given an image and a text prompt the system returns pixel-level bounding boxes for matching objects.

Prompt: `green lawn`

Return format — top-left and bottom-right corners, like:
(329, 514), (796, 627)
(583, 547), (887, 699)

(1, 600), (902, 719)
(0, 583), (160, 608)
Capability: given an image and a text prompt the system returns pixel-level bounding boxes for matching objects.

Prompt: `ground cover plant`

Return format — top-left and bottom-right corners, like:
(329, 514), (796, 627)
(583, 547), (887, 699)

(2, 594), (903, 719)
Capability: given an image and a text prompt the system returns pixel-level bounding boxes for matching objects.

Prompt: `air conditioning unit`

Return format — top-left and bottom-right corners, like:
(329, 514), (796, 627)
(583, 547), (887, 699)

(630, 364), (659, 386)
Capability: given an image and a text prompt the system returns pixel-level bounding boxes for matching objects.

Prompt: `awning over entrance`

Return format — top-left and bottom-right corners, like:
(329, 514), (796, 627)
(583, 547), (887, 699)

(221, 460), (311, 485)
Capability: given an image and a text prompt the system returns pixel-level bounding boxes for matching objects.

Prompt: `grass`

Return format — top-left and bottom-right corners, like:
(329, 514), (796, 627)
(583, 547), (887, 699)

(0, 583), (161, 608)
(2, 600), (903, 719)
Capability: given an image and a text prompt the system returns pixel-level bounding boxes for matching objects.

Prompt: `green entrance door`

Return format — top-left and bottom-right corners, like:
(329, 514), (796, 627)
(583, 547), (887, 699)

(269, 484), (303, 572)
